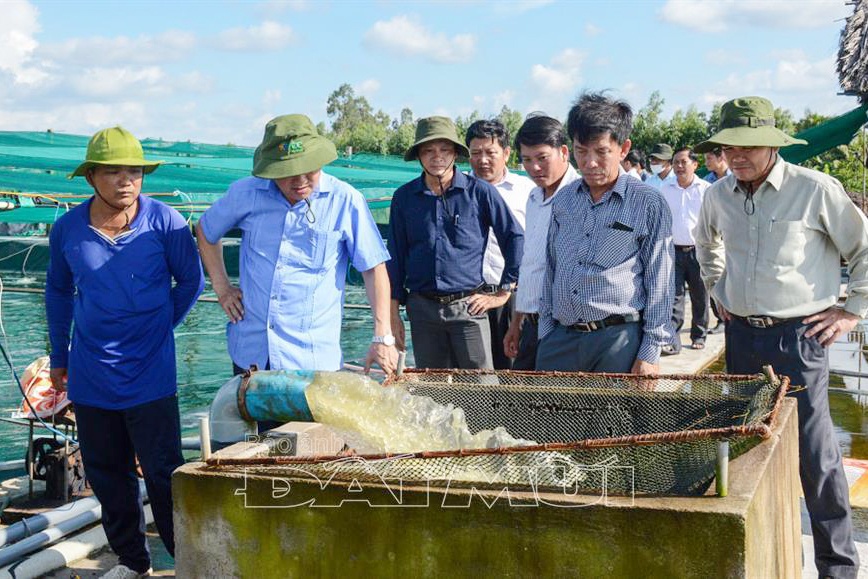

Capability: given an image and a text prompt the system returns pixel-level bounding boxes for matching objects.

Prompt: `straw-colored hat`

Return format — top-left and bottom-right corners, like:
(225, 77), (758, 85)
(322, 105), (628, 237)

(253, 114), (337, 179)
(695, 96), (807, 153)
(68, 126), (161, 179)
(404, 116), (469, 162)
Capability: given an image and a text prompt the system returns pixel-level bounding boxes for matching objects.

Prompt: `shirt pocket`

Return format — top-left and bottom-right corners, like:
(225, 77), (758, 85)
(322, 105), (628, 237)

(591, 228), (640, 269)
(764, 220), (807, 268)
(301, 230), (342, 271)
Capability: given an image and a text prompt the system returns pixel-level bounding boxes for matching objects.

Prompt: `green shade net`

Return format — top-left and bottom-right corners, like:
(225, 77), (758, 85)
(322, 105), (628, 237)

(780, 103), (868, 165)
(0, 130), (444, 224)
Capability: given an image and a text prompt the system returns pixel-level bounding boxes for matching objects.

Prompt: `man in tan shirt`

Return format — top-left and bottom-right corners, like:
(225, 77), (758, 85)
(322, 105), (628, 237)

(695, 96), (868, 579)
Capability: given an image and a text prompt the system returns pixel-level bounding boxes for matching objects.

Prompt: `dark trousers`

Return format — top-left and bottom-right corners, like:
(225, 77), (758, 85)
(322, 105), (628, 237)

(488, 294), (515, 370)
(75, 395), (183, 573)
(232, 361), (282, 433)
(512, 315), (539, 371)
(406, 293), (493, 369)
(726, 319), (859, 578)
(536, 322), (641, 373)
(672, 246), (709, 351)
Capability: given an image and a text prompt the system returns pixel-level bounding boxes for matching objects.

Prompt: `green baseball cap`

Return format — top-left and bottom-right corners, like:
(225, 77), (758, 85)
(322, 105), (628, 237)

(253, 114), (337, 179)
(68, 126), (161, 179)
(648, 143), (673, 161)
(404, 116), (469, 162)
(695, 96), (807, 153)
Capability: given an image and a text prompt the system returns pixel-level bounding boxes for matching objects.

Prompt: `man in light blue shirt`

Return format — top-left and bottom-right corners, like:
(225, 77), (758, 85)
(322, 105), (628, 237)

(197, 115), (397, 380)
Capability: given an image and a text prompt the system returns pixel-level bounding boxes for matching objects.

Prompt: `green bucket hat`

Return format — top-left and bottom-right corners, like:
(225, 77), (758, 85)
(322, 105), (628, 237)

(404, 116), (469, 162)
(253, 114), (337, 179)
(648, 143), (673, 161)
(68, 126), (161, 179)
(695, 96), (807, 154)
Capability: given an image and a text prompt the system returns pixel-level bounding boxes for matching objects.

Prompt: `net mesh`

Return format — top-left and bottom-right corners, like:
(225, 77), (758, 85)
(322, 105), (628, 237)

(207, 369), (788, 497)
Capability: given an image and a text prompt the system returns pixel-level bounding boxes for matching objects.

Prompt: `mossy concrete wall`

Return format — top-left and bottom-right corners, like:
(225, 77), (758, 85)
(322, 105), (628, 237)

(174, 400), (799, 578)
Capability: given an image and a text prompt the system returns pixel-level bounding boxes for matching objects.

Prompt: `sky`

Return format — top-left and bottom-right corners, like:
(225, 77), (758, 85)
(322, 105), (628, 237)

(0, 0), (861, 147)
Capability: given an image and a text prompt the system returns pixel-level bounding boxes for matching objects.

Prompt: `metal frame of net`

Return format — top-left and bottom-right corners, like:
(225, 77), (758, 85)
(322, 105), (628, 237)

(206, 369), (788, 496)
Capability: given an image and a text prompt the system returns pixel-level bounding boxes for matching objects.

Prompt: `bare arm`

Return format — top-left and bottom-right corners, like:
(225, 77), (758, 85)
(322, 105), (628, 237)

(362, 263), (398, 375)
(195, 221), (243, 323)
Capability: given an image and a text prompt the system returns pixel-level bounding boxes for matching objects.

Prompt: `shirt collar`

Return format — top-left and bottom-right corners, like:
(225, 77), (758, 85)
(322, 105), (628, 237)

(416, 168), (470, 194)
(578, 171), (630, 203)
(530, 164), (579, 204)
(731, 154), (785, 195)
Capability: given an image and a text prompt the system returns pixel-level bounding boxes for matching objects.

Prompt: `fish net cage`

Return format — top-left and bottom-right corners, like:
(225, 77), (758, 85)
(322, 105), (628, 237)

(206, 369), (788, 497)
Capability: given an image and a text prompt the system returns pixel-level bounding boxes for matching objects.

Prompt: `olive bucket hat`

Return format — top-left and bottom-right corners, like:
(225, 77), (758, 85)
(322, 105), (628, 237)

(649, 143), (674, 161)
(68, 126), (161, 179)
(253, 114), (337, 179)
(404, 116), (470, 162)
(695, 96), (807, 154)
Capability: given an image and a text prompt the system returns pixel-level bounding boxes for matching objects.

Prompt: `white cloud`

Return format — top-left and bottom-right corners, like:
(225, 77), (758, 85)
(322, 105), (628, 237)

(0, 0), (48, 85)
(216, 21), (296, 52)
(69, 66), (168, 99)
(584, 23), (601, 37)
(700, 51), (852, 116)
(659, 0), (851, 33)
(493, 90), (514, 111)
(355, 78), (381, 98)
(40, 31), (196, 66)
(364, 16), (476, 64)
(530, 48), (585, 94)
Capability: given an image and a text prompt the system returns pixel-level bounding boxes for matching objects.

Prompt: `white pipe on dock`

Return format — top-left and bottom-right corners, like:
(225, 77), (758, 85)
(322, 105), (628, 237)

(0, 496), (100, 548)
(0, 505), (154, 579)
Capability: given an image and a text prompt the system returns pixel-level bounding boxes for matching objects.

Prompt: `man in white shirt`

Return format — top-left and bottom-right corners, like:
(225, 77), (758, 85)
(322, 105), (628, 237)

(660, 147), (711, 354)
(644, 143), (677, 190)
(503, 115), (579, 369)
(465, 119), (536, 369)
(621, 150), (644, 180)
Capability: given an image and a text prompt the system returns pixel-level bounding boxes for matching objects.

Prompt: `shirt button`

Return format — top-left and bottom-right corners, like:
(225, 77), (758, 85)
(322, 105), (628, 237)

(271, 295), (277, 300)
(572, 290), (578, 295)
(269, 323), (274, 329)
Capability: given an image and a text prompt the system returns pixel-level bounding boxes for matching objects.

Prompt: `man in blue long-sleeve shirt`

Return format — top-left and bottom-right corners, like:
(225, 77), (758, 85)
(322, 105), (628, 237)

(45, 127), (204, 579)
(388, 116), (523, 369)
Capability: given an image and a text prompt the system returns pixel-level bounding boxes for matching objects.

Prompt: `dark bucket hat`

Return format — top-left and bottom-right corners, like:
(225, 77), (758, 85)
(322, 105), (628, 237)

(648, 143), (674, 161)
(695, 96), (807, 153)
(404, 116), (469, 162)
(253, 114), (337, 179)
(68, 126), (161, 179)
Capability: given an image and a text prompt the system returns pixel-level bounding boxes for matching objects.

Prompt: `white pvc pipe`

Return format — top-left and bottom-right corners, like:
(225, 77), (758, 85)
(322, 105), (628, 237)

(0, 509), (102, 567)
(0, 505), (154, 579)
(0, 496), (100, 547)
(199, 417), (212, 461)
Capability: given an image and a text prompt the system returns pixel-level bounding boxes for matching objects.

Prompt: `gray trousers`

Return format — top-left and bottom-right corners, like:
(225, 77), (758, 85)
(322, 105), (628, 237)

(488, 294), (515, 370)
(406, 293), (493, 369)
(726, 318), (859, 578)
(536, 322), (641, 373)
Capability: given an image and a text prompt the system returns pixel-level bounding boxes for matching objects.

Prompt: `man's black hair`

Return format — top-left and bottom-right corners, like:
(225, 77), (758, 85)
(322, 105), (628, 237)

(674, 146), (699, 162)
(513, 114), (567, 151)
(465, 119), (510, 150)
(566, 91), (633, 145)
(625, 150), (643, 165)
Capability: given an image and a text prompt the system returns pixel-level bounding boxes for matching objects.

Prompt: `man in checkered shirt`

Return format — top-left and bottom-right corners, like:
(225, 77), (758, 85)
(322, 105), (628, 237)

(536, 92), (675, 374)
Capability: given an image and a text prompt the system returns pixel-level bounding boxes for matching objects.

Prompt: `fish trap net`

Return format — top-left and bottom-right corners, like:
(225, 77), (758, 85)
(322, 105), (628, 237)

(207, 369), (788, 497)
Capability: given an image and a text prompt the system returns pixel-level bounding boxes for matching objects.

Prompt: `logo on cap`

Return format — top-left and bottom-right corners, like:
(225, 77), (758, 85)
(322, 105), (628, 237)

(279, 140), (305, 154)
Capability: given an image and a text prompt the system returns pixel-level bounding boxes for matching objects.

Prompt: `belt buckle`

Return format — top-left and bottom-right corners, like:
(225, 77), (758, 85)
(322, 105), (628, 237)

(437, 295), (452, 305)
(746, 316), (771, 329)
(573, 321), (596, 332)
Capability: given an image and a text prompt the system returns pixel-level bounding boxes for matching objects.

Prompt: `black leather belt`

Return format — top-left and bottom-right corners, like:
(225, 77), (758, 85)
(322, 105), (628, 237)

(562, 312), (641, 332)
(416, 285), (484, 305)
(525, 313), (539, 324)
(730, 314), (799, 329)
(675, 245), (695, 252)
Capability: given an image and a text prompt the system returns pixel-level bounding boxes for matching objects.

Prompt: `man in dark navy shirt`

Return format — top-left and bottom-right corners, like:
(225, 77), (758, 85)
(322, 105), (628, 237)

(387, 116), (523, 369)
